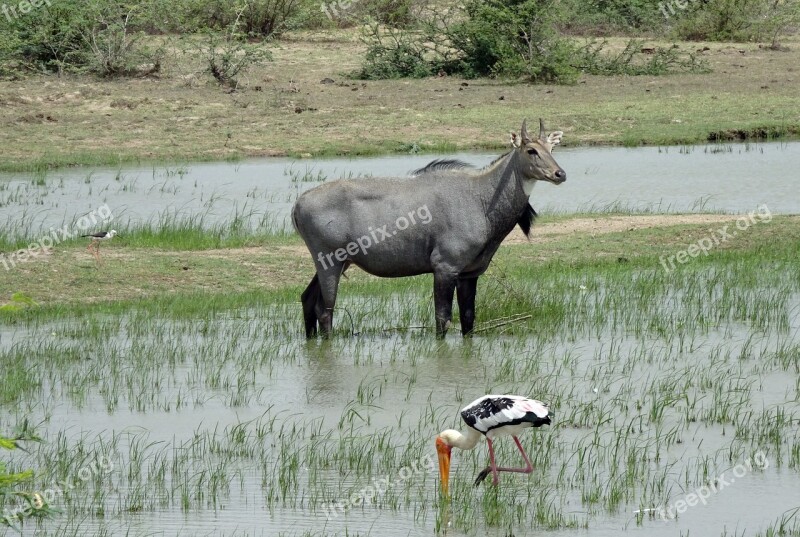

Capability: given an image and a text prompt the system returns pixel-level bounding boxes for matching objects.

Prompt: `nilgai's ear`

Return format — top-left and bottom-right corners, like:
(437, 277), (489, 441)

(547, 131), (564, 148)
(510, 132), (521, 148)
(520, 119), (531, 144)
(538, 118), (547, 141)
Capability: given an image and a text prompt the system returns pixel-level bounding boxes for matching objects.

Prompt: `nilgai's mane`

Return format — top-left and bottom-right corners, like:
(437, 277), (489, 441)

(410, 152), (516, 177)
(410, 159), (474, 176)
(410, 155), (536, 237)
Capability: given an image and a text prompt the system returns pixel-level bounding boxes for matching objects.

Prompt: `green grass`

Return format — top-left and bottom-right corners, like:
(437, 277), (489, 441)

(2, 214), (798, 313)
(2, 213), (799, 535)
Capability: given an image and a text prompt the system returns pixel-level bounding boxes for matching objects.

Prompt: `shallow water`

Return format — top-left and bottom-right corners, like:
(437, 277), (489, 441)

(1, 141), (798, 239)
(2, 143), (800, 536)
(1, 294), (799, 536)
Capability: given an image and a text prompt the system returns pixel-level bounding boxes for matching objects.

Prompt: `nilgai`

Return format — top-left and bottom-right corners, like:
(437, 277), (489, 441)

(292, 119), (566, 338)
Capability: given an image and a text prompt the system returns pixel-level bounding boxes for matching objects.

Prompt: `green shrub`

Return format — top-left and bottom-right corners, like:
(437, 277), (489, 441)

(560, 0), (666, 34)
(358, 0), (581, 84)
(84, 4), (165, 77)
(167, 0), (310, 36)
(752, 0), (800, 47)
(363, 0), (422, 28)
(447, 0), (580, 83)
(357, 25), (431, 79)
(181, 12), (273, 88)
(0, 0), (161, 76)
(577, 39), (711, 75)
(1, 428), (49, 531)
(670, 0), (798, 41)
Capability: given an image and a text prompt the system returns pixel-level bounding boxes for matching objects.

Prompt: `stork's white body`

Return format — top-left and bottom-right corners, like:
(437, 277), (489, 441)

(436, 394), (551, 493)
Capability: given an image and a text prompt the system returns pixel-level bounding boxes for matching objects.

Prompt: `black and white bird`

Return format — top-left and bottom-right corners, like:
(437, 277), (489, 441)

(81, 230), (117, 262)
(436, 395), (551, 495)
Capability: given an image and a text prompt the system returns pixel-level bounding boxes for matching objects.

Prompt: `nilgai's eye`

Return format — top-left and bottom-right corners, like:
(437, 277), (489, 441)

(527, 148), (538, 156)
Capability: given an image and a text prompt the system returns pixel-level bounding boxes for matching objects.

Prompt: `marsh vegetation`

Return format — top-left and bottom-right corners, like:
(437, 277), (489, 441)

(1, 154), (799, 534)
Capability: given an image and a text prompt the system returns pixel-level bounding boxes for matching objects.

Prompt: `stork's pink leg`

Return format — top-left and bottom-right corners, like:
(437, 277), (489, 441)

(486, 437), (500, 486)
(494, 436), (534, 474)
(475, 437), (536, 487)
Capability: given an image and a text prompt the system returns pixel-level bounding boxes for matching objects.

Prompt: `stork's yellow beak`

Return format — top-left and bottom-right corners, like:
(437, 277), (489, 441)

(436, 436), (452, 497)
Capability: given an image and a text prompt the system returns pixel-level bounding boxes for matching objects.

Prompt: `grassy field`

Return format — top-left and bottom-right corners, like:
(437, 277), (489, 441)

(0, 32), (799, 172)
(2, 213), (799, 316)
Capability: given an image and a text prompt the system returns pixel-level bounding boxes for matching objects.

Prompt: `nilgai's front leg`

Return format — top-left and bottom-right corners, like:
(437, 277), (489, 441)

(433, 271), (458, 338)
(316, 265), (343, 338)
(456, 277), (478, 336)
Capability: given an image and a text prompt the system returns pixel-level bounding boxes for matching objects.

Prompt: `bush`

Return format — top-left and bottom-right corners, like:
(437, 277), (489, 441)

(3, 0), (94, 74)
(358, 0), (581, 84)
(756, 0), (800, 48)
(560, 0), (666, 34)
(84, 5), (165, 77)
(671, 0), (800, 42)
(362, 0), (423, 28)
(577, 39), (711, 75)
(181, 11), (273, 88)
(167, 0), (309, 36)
(357, 25), (431, 79)
(0, 0), (161, 76)
(1, 429), (49, 531)
(446, 0), (580, 83)
(356, 1), (713, 84)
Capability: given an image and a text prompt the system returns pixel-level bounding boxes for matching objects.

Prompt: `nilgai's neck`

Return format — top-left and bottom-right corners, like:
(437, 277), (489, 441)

(477, 152), (530, 238)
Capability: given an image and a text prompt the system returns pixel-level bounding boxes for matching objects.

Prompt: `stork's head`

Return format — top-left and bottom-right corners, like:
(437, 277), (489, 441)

(108, 230), (118, 237)
(436, 433), (454, 497)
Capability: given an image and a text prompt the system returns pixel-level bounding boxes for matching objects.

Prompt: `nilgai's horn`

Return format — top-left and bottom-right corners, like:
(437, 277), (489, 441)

(520, 119), (531, 144)
(539, 118), (546, 141)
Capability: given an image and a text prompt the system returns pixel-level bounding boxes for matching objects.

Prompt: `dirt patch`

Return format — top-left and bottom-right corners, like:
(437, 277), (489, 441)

(187, 214), (754, 259)
(504, 214), (745, 244)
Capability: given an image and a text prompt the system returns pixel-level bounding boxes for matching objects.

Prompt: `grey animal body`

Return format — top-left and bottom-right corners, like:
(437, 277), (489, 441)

(292, 119), (566, 338)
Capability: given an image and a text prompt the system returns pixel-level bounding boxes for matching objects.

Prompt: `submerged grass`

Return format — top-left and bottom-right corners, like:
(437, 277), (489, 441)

(1, 212), (799, 536)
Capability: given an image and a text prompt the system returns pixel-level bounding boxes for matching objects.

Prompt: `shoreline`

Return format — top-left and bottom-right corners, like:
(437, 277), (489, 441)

(2, 213), (798, 310)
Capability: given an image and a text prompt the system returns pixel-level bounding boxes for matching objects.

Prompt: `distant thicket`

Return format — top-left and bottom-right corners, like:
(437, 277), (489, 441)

(0, 0), (797, 82)
(355, 0), (797, 83)
(0, 0), (319, 78)
(356, 0), (715, 83)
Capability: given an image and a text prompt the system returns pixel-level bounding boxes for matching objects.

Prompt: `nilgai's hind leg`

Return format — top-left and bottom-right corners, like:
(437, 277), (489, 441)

(456, 277), (478, 336)
(301, 274), (322, 337)
(315, 264), (345, 338)
(433, 271), (458, 338)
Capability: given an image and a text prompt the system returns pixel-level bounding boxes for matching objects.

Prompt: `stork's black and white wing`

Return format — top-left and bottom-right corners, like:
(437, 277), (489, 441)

(460, 395), (551, 436)
(83, 231), (110, 239)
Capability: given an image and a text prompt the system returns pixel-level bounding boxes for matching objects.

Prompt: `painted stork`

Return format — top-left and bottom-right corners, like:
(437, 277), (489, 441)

(436, 395), (551, 495)
(81, 230), (117, 262)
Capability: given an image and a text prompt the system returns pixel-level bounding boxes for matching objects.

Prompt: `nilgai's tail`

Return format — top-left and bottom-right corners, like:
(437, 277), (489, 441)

(301, 273), (321, 337)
